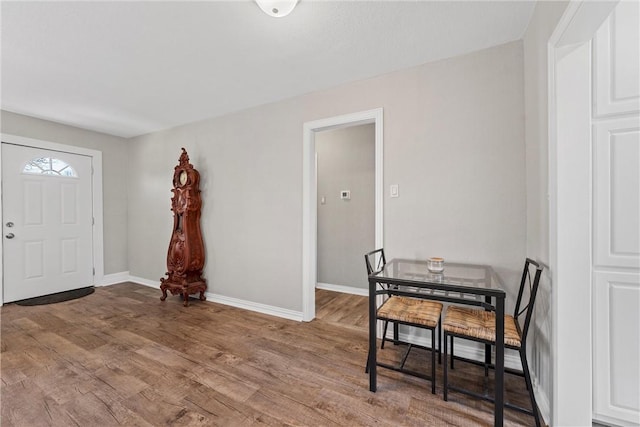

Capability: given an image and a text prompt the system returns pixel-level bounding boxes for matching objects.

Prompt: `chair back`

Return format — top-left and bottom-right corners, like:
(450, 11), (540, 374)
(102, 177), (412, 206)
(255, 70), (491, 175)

(513, 258), (543, 346)
(365, 248), (386, 276)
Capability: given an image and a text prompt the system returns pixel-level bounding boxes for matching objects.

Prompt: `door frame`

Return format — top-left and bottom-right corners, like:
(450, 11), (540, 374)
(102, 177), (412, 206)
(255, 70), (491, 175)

(302, 108), (383, 321)
(0, 134), (104, 305)
(547, 2), (617, 425)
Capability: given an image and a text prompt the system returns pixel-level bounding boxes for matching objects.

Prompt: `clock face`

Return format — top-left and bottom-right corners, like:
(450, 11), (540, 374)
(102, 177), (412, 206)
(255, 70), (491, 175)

(179, 170), (188, 186)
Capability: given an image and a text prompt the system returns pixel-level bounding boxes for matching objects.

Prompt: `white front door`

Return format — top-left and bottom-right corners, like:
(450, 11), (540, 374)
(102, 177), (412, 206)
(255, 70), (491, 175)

(2, 143), (94, 302)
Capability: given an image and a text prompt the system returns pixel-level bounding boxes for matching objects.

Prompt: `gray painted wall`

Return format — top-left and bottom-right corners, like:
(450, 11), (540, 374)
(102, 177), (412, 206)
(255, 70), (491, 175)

(316, 124), (375, 289)
(126, 40), (526, 313)
(1, 110), (130, 274)
(523, 1), (569, 419)
(0, 41), (529, 319)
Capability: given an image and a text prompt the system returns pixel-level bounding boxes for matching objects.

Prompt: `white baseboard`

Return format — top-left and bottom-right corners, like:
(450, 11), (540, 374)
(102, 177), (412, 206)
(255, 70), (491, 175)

(592, 413), (638, 427)
(128, 275), (159, 289)
(108, 277), (532, 385)
(126, 275), (303, 322)
(316, 282), (368, 296)
(394, 331), (523, 371)
(90, 272), (551, 423)
(96, 271), (130, 286)
(319, 284), (528, 372)
(451, 335), (550, 425)
(207, 293), (303, 322)
(534, 379), (551, 426)
(395, 328), (550, 424)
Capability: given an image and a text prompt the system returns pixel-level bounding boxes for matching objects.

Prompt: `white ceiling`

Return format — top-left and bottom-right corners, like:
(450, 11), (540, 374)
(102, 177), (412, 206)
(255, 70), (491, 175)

(1, 1), (536, 138)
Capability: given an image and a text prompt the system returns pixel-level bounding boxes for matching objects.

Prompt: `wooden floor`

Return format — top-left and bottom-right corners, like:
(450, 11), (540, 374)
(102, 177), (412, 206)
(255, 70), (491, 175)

(1, 284), (538, 426)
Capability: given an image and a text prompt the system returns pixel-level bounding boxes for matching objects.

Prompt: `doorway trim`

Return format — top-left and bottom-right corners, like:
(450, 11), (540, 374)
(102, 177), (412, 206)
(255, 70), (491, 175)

(0, 134), (104, 305)
(302, 108), (383, 321)
(547, 2), (617, 425)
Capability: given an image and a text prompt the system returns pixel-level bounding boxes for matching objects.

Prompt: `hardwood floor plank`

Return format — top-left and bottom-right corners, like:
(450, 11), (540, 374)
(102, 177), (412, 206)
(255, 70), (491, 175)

(119, 388), (194, 426)
(189, 365), (260, 403)
(1, 284), (540, 426)
(244, 388), (340, 426)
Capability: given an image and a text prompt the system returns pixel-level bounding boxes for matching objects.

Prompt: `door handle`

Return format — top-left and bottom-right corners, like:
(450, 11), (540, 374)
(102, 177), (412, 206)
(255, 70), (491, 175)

(5, 233), (15, 239)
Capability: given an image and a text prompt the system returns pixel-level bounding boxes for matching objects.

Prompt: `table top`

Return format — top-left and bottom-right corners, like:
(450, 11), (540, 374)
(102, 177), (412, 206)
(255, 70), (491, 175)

(370, 258), (505, 298)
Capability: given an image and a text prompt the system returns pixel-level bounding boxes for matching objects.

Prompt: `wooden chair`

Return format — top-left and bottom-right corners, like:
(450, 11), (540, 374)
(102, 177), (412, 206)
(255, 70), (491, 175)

(365, 249), (443, 393)
(442, 258), (543, 426)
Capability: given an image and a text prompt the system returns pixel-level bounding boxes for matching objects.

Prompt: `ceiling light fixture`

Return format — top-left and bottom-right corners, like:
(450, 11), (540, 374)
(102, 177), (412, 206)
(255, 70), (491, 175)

(255, 0), (299, 18)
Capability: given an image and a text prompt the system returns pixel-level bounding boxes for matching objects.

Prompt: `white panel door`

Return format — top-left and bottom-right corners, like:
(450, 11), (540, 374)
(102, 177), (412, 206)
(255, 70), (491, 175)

(2, 143), (93, 302)
(593, 271), (640, 424)
(593, 0), (640, 117)
(592, 2), (640, 425)
(594, 118), (640, 269)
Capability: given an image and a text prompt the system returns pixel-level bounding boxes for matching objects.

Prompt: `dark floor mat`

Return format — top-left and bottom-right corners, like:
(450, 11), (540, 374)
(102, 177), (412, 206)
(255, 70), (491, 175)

(14, 287), (95, 306)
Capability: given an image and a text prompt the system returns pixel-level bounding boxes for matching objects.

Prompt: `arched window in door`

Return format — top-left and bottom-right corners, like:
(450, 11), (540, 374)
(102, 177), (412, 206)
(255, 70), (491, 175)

(22, 157), (78, 177)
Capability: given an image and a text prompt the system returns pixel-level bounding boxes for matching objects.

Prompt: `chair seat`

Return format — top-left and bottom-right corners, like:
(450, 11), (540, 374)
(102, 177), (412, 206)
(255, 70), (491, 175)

(377, 296), (443, 328)
(443, 306), (521, 347)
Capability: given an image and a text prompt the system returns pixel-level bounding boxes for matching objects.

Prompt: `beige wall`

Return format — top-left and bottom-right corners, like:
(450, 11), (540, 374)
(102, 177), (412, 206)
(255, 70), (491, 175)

(523, 0), (569, 422)
(316, 124), (375, 289)
(1, 110), (130, 274)
(127, 40), (526, 312)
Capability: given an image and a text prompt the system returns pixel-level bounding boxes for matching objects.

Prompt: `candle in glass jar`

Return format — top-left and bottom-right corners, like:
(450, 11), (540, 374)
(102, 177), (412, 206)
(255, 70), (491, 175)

(427, 257), (444, 273)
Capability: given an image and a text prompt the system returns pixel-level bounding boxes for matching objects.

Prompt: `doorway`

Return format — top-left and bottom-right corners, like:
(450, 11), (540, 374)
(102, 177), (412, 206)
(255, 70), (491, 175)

(548, 1), (637, 425)
(0, 135), (105, 304)
(302, 108), (383, 321)
(315, 123), (375, 295)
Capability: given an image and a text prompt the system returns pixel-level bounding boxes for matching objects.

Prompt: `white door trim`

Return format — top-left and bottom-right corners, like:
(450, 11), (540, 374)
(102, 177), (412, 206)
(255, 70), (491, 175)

(0, 134), (104, 305)
(302, 108), (383, 321)
(547, 2), (617, 425)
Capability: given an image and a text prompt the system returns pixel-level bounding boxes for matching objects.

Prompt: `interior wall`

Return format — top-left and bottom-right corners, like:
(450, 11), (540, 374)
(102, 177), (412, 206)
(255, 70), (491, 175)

(0, 110), (130, 274)
(126, 40), (526, 313)
(316, 124), (375, 289)
(522, 0), (569, 422)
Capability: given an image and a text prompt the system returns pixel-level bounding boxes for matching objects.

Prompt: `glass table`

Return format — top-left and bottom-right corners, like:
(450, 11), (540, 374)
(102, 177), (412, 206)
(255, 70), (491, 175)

(368, 259), (507, 427)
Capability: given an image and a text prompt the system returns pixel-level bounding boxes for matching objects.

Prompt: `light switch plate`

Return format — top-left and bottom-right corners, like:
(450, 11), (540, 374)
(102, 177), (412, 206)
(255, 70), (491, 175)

(390, 184), (399, 198)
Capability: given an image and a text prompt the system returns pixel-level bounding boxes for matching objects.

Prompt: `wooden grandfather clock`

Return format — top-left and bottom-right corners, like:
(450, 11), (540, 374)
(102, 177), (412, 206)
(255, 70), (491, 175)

(160, 148), (207, 306)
